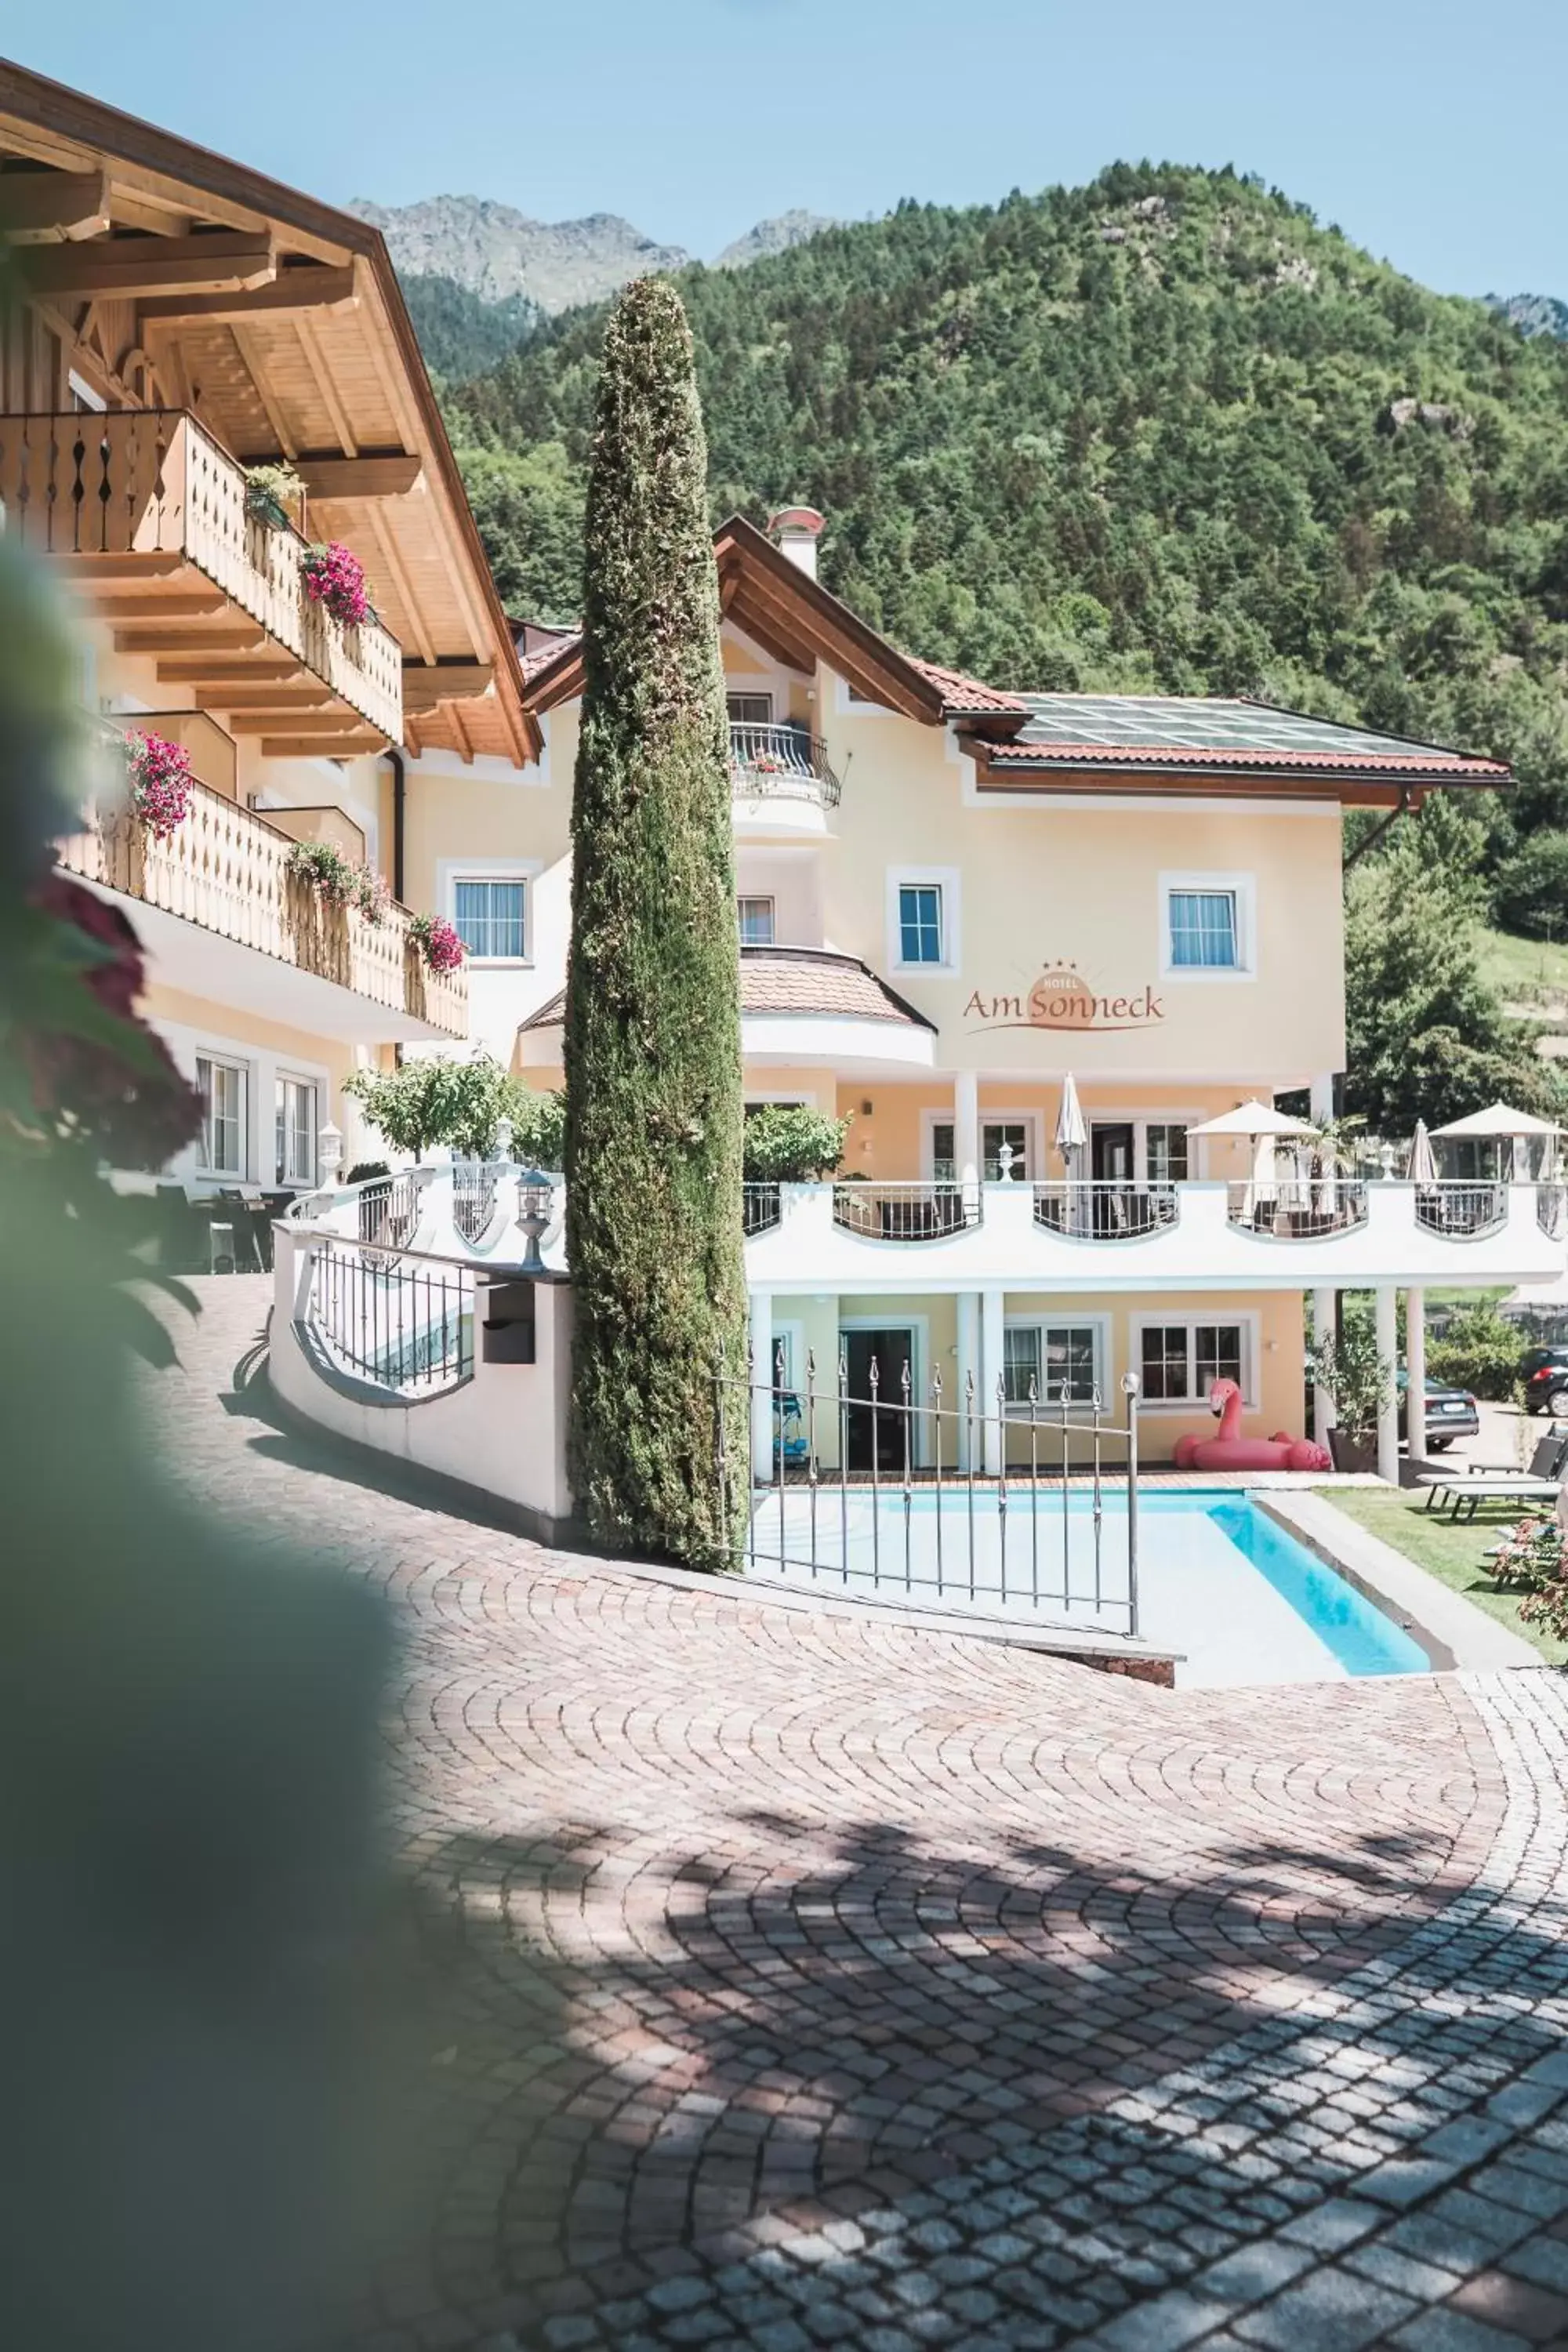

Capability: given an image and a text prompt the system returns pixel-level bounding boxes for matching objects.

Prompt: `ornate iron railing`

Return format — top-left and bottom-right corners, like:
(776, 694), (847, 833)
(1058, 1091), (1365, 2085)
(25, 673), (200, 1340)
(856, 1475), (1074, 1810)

(742, 1182), (783, 1236)
(1225, 1178), (1370, 1237)
(452, 1161), (500, 1245)
(831, 1181), (981, 1242)
(1033, 1181), (1179, 1240)
(1413, 1181), (1508, 1240)
(728, 722), (841, 806)
(307, 1234), (473, 1396)
(714, 1343), (1142, 1637)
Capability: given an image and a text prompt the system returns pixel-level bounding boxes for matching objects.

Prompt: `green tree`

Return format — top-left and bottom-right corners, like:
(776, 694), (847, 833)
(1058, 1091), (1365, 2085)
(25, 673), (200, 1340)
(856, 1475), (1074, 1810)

(343, 1053), (517, 1160)
(1343, 807), (1559, 1132)
(1492, 829), (1568, 942)
(563, 278), (746, 1570)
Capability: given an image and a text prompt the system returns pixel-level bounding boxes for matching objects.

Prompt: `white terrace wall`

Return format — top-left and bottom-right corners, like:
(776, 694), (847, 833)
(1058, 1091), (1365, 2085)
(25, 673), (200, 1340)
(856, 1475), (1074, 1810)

(270, 1224), (574, 1540)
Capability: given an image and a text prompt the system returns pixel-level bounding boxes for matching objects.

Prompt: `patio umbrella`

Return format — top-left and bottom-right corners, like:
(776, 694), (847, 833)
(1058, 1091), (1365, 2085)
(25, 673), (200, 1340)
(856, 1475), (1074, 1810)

(1432, 1101), (1563, 1184)
(1055, 1073), (1087, 1230)
(1189, 1099), (1313, 1203)
(1406, 1120), (1438, 1185)
(1430, 1102), (1563, 1140)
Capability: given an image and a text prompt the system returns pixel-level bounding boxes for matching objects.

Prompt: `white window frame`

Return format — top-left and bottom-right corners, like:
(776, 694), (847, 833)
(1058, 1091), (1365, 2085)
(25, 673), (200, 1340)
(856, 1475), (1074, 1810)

(440, 858), (539, 968)
(887, 866), (961, 976)
(197, 1053), (249, 1181)
(1001, 1314), (1111, 1414)
(1081, 1108), (1205, 1185)
(737, 894), (777, 946)
(923, 1106), (1047, 1182)
(274, 1072), (319, 1189)
(1160, 871), (1256, 982)
(726, 689), (775, 727)
(1129, 1310), (1260, 1412)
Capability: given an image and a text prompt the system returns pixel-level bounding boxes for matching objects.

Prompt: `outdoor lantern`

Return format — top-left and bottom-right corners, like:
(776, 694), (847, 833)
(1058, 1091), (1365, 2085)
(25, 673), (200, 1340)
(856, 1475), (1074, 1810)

(318, 1120), (343, 1178)
(515, 1167), (554, 1274)
(492, 1116), (514, 1163)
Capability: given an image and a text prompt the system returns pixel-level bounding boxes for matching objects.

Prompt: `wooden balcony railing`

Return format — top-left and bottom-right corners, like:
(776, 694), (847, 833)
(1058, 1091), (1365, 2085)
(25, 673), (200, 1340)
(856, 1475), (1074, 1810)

(58, 774), (465, 1036)
(0, 409), (402, 741)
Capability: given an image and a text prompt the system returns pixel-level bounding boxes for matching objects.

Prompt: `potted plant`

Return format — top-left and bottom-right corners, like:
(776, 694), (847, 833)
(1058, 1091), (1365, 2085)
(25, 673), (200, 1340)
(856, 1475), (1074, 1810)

(285, 838), (357, 906)
(300, 540), (371, 629)
(1311, 1318), (1394, 1473)
(408, 912), (465, 975)
(243, 462), (306, 531)
(125, 730), (194, 840)
(742, 1104), (850, 1185)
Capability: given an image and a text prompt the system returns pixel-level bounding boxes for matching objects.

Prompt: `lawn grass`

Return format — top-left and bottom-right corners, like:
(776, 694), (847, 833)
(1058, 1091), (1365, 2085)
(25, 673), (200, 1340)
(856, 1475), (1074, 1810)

(1478, 924), (1568, 1015)
(1312, 1484), (1568, 1664)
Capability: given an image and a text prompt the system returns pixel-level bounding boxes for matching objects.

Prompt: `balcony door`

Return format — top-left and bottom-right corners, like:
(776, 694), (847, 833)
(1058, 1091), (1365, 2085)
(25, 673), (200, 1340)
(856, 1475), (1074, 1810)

(1090, 1122), (1136, 1238)
(842, 1326), (915, 1472)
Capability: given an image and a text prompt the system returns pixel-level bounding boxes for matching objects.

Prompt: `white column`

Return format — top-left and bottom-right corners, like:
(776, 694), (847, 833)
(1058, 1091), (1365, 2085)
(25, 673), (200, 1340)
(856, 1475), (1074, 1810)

(981, 1287), (1005, 1475)
(1309, 1073), (1336, 1123)
(1375, 1284), (1400, 1484)
(956, 1290), (981, 1470)
(750, 1288), (775, 1485)
(954, 1069), (979, 1190)
(1312, 1287), (1336, 1449)
(1406, 1286), (1426, 1461)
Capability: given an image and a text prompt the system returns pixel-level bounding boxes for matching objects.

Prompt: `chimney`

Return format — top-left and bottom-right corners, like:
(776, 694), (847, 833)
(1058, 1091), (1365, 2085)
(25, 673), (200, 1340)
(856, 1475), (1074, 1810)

(767, 505), (826, 581)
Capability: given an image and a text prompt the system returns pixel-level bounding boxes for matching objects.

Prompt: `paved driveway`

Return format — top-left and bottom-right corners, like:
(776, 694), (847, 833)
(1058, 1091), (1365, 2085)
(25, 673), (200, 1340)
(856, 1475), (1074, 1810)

(147, 1281), (1568, 2351)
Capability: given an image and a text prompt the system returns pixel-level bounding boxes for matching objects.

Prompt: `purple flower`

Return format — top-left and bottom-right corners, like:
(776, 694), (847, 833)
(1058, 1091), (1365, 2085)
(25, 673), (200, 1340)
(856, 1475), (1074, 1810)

(300, 540), (370, 627)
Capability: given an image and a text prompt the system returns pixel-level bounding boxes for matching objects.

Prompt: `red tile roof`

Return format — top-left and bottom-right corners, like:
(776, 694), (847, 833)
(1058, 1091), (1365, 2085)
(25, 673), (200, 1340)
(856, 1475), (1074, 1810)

(519, 948), (934, 1034)
(983, 739), (1507, 778)
(904, 657), (1029, 715)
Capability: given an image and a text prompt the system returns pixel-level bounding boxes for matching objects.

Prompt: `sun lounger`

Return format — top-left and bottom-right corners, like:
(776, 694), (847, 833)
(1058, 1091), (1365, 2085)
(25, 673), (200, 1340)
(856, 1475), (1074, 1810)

(1418, 1475), (1564, 1522)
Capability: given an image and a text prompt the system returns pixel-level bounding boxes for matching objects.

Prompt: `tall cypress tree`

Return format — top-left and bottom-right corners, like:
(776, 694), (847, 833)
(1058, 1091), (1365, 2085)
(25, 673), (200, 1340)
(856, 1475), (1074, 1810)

(563, 278), (746, 1569)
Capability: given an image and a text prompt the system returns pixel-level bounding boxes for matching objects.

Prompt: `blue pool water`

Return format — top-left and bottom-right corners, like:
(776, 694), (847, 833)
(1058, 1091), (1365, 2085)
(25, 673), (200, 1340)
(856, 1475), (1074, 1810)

(746, 1484), (1430, 1686)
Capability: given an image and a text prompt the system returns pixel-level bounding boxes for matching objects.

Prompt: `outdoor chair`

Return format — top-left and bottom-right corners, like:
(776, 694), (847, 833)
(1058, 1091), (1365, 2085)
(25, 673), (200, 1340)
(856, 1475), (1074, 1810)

(1416, 1432), (1568, 1520)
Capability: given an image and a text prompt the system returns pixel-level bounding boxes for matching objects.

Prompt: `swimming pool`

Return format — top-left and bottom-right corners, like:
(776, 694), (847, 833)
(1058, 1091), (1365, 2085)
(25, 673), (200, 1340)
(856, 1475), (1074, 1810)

(743, 1486), (1429, 1688)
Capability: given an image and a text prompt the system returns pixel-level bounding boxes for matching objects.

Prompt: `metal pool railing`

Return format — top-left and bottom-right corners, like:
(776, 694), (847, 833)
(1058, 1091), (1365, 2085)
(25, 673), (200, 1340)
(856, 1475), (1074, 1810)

(307, 1235), (474, 1395)
(714, 1346), (1142, 1636)
(452, 1160), (500, 1244)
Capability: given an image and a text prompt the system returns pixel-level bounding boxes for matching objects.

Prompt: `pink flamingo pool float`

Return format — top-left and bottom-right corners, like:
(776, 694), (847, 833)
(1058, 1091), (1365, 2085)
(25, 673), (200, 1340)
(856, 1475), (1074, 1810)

(1172, 1377), (1330, 1473)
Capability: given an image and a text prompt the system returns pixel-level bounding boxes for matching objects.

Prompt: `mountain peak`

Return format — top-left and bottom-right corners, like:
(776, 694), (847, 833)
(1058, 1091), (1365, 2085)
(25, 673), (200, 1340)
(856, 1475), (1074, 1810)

(345, 194), (689, 312)
(713, 210), (842, 270)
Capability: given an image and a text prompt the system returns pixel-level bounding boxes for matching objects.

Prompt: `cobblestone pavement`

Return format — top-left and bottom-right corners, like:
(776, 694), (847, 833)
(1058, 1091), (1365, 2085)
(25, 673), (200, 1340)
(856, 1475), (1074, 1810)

(144, 1281), (1568, 2352)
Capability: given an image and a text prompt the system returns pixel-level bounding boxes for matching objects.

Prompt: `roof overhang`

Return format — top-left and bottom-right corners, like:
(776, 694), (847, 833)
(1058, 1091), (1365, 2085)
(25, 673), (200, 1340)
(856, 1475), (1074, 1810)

(961, 741), (1507, 806)
(0, 59), (539, 767)
(521, 516), (962, 725)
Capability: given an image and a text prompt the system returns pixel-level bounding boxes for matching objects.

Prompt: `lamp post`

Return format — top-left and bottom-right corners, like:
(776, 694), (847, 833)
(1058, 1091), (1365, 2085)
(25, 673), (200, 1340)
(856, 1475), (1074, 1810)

(515, 1169), (554, 1275)
(318, 1121), (343, 1182)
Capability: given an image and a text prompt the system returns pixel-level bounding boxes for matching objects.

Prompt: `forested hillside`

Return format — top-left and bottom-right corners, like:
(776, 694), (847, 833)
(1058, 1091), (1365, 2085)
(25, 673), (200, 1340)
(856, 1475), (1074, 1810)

(445, 162), (1568, 874)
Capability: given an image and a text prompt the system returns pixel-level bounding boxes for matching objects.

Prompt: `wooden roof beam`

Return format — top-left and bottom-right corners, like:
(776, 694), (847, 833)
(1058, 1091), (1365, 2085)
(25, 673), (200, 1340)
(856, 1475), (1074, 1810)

(0, 167), (110, 241)
(136, 263), (357, 325)
(23, 228), (276, 300)
(228, 710), (365, 735)
(288, 452), (424, 501)
(261, 732), (386, 759)
(116, 622), (267, 655)
(401, 660), (495, 713)
(157, 655), (304, 684)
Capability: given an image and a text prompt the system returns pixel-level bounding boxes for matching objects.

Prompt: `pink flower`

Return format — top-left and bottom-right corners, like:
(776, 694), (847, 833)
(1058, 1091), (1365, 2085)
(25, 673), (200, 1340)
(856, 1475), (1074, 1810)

(300, 540), (370, 628)
(125, 731), (194, 839)
(410, 913), (464, 975)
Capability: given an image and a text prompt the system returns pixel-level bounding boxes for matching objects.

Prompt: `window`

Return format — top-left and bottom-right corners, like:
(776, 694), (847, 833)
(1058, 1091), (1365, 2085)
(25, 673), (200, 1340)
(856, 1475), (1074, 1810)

(1168, 890), (1238, 970)
(1138, 1319), (1248, 1405)
(737, 895), (776, 946)
(931, 1120), (1033, 1181)
(197, 1054), (247, 1178)
(899, 884), (943, 965)
(1161, 873), (1254, 977)
(274, 1076), (318, 1187)
(1004, 1322), (1101, 1406)
(1146, 1123), (1189, 1184)
(452, 877), (527, 961)
(727, 691), (773, 727)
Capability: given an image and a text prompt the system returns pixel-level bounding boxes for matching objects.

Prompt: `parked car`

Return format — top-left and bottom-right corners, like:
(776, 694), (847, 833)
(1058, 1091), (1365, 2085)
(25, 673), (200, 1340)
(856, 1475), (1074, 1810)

(1520, 1345), (1568, 1415)
(1396, 1369), (1480, 1450)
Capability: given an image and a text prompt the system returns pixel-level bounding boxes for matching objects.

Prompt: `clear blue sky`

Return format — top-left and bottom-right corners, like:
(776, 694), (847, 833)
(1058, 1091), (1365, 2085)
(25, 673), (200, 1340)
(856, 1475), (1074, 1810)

(8, 0), (1565, 296)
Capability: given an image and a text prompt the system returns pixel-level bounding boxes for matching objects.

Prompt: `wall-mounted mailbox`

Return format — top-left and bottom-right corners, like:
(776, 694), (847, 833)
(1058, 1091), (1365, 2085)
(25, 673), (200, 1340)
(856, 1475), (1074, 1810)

(482, 1279), (536, 1364)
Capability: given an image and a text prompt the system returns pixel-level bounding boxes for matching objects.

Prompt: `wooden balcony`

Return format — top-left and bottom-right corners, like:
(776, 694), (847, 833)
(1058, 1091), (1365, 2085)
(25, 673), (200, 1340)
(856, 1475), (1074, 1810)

(59, 772), (465, 1037)
(0, 409), (402, 747)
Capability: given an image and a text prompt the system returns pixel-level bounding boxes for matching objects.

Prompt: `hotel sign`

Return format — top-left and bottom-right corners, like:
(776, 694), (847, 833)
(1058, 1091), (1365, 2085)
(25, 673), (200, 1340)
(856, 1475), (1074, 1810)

(964, 961), (1165, 1034)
